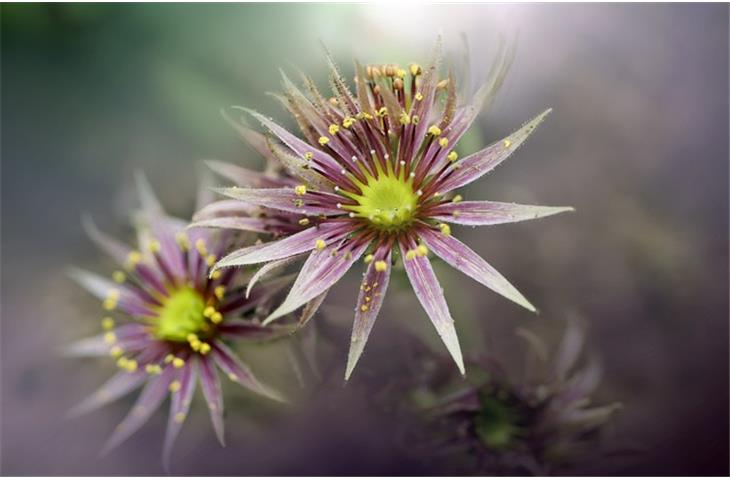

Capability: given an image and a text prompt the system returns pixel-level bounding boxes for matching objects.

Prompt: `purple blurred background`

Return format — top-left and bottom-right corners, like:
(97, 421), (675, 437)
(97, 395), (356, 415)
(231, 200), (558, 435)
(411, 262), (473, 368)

(1, 3), (728, 475)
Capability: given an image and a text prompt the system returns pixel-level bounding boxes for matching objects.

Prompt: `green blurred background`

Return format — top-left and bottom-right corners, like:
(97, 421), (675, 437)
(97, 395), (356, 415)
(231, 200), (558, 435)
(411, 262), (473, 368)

(1, 3), (728, 475)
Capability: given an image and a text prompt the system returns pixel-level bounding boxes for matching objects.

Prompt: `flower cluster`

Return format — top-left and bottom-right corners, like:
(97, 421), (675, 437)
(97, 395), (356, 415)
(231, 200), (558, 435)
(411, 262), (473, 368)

(203, 41), (573, 379)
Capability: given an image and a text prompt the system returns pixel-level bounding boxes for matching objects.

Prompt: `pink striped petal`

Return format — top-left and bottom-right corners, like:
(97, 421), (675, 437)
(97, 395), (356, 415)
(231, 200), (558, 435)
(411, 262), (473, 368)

(298, 289), (328, 327)
(213, 222), (348, 270)
(211, 340), (285, 402)
(205, 159), (292, 188)
(418, 228), (535, 312)
(189, 216), (295, 235)
(246, 255), (302, 298)
(68, 371), (147, 418)
(197, 355), (225, 446)
(346, 245), (392, 380)
(81, 215), (133, 266)
(193, 199), (259, 222)
(263, 238), (369, 324)
(214, 187), (343, 217)
(101, 366), (175, 455)
(217, 320), (293, 341)
(68, 268), (156, 317)
(399, 237), (465, 375)
(63, 334), (110, 357)
(431, 109), (551, 194)
(427, 200), (574, 226)
(162, 361), (196, 472)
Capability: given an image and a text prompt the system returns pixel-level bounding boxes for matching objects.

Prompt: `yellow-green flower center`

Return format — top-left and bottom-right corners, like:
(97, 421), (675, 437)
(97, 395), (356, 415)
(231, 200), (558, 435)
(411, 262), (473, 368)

(154, 287), (207, 342)
(344, 163), (419, 232)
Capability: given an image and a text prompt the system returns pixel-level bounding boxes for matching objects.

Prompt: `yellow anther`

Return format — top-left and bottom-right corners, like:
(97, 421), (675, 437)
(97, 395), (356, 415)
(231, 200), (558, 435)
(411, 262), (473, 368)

(416, 244), (429, 257)
(428, 125), (442, 136)
(304, 152), (314, 160)
(228, 373), (239, 382)
(452, 194), (463, 203)
(186, 333), (198, 343)
(195, 239), (207, 256)
(503, 139), (512, 148)
(315, 239), (326, 250)
(438, 137), (449, 148)
(203, 306), (215, 317)
(148, 239), (161, 253)
(298, 218), (310, 226)
(377, 107), (388, 117)
(214, 286), (225, 300)
(172, 357), (185, 368)
(360, 304), (369, 312)
(104, 332), (117, 345)
(439, 223), (452, 236)
(318, 136), (330, 146)
(436, 79), (450, 90)
(405, 249), (417, 261)
(210, 270), (222, 280)
(363, 254), (374, 264)
(145, 364), (162, 375)
(447, 151), (458, 162)
(206, 254), (216, 267)
(124, 359), (138, 372)
(294, 185), (307, 196)
(112, 271), (126, 283)
(210, 311), (223, 324)
(164, 354), (175, 364)
(409, 64), (422, 76)
(116, 357), (128, 369)
(328, 124), (340, 135)
(412, 115), (420, 125)
(399, 112), (411, 125)
(174, 412), (186, 423)
(190, 340), (201, 351)
(414, 92), (424, 101)
(109, 346), (123, 358)
(199, 342), (211, 355)
(101, 317), (115, 330)
(342, 117), (356, 128)
(374, 260), (388, 272)
(329, 97), (338, 106)
(169, 380), (181, 392)
(125, 250), (142, 269)
(396, 68), (407, 78)
(175, 232), (190, 251)
(103, 298), (117, 311)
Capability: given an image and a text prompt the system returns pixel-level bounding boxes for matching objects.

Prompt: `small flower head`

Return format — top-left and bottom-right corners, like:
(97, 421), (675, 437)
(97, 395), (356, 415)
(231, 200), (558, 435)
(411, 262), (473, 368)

(67, 174), (291, 469)
(201, 38), (574, 380)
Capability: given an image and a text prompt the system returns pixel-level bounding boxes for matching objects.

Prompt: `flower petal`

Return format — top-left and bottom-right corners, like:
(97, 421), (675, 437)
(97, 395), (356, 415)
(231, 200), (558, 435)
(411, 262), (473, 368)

(263, 238), (369, 325)
(418, 227), (536, 312)
(298, 289), (328, 327)
(553, 320), (586, 381)
(430, 109), (552, 194)
(217, 320), (293, 341)
(162, 361), (196, 472)
(346, 246), (392, 380)
(189, 216), (295, 235)
(192, 199), (259, 222)
(214, 187), (343, 217)
(399, 237), (465, 375)
(101, 366), (175, 455)
(68, 371), (147, 418)
(63, 334), (111, 357)
(81, 215), (133, 266)
(427, 200), (574, 226)
(197, 355), (225, 446)
(211, 340), (285, 402)
(68, 268), (156, 317)
(213, 222), (348, 270)
(246, 255), (302, 298)
(205, 159), (292, 188)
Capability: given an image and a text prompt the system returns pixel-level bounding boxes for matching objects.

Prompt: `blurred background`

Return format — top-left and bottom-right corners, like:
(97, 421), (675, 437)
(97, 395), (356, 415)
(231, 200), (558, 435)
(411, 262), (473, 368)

(1, 3), (728, 475)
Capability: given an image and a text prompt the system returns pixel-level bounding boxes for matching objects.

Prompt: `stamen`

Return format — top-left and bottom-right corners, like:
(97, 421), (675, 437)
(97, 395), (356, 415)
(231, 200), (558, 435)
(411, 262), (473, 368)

(294, 185), (307, 196)
(315, 239), (327, 250)
(374, 260), (388, 272)
(439, 223), (452, 236)
(318, 136), (330, 146)
(428, 125), (442, 136)
(447, 151), (458, 162)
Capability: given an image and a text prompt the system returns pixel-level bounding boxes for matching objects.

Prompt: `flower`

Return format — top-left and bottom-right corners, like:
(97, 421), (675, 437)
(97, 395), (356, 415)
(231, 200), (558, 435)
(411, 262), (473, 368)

(66, 173), (292, 469)
(412, 322), (621, 475)
(205, 39), (574, 379)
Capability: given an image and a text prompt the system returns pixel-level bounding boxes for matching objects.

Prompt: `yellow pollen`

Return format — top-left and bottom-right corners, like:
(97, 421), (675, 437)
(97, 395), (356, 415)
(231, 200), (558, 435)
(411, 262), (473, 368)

(405, 249), (417, 261)
(294, 185), (307, 196)
(410, 64), (422, 76)
(298, 218), (310, 226)
(214, 286), (225, 300)
(318, 136), (330, 146)
(210, 270), (222, 280)
(125, 359), (138, 372)
(396, 68), (406, 78)
(416, 245), (429, 257)
(195, 239), (207, 256)
(428, 125), (442, 136)
(228, 373), (239, 382)
(452, 195), (463, 203)
(175, 232), (190, 251)
(374, 260), (388, 272)
(164, 353), (175, 364)
(328, 124), (340, 135)
(116, 357), (128, 369)
(206, 254), (217, 267)
(186, 333), (198, 343)
(342, 117), (356, 128)
(439, 223), (452, 236)
(399, 112), (411, 125)
(145, 364), (162, 375)
(415, 92), (424, 101)
(412, 115), (420, 125)
(447, 151), (458, 162)
(174, 412), (186, 423)
(377, 107), (388, 117)
(315, 239), (326, 250)
(126, 251), (142, 269)
(109, 346), (123, 358)
(104, 332), (117, 345)
(304, 152), (314, 160)
(169, 380), (181, 392)
(199, 342), (211, 355)
(172, 357), (185, 368)
(112, 271), (126, 283)
(148, 239), (161, 253)
(101, 317), (115, 330)
(504, 139), (512, 148)
(360, 304), (369, 312)
(363, 254), (374, 264)
(203, 306), (216, 318)
(210, 311), (223, 324)
(438, 137), (449, 148)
